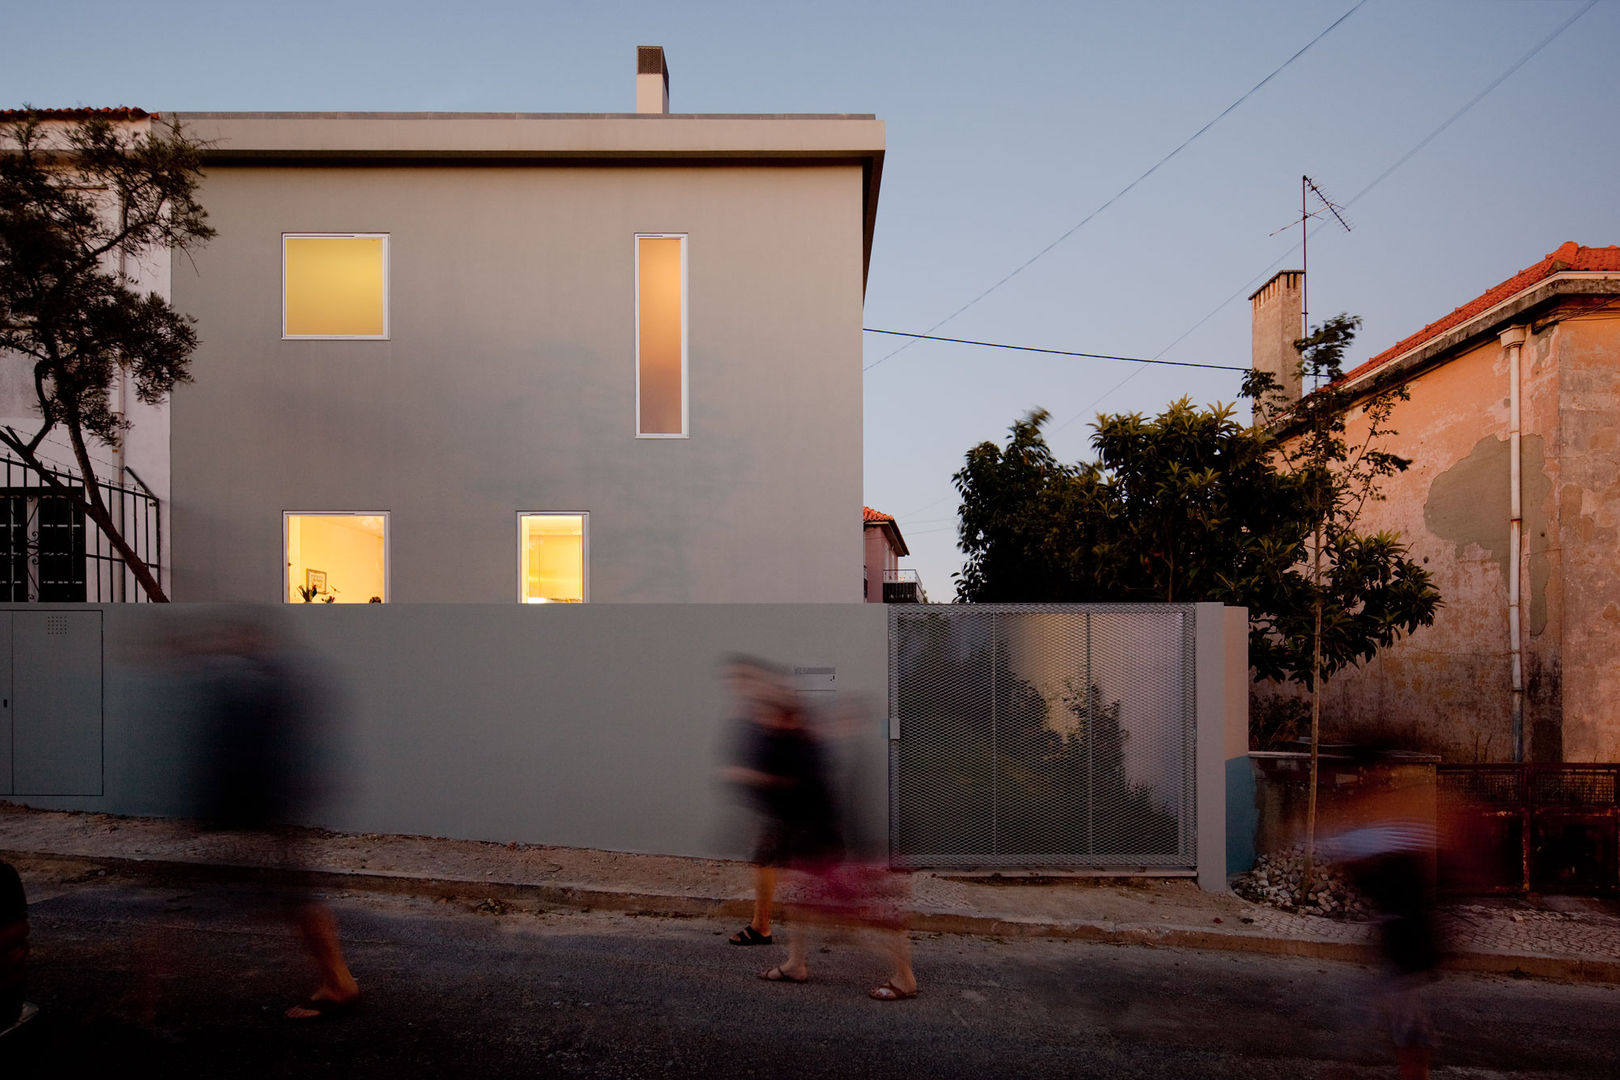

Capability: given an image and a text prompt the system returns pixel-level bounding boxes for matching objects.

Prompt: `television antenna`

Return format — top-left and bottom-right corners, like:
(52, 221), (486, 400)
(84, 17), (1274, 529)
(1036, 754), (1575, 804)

(1270, 175), (1353, 334)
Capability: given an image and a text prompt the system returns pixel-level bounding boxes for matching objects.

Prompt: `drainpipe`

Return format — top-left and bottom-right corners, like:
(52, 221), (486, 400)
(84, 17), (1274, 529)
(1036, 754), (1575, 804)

(116, 243), (129, 481)
(1499, 325), (1528, 762)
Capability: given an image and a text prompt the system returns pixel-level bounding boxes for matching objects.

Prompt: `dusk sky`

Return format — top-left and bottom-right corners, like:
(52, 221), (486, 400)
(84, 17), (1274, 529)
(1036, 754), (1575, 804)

(6, 0), (1615, 599)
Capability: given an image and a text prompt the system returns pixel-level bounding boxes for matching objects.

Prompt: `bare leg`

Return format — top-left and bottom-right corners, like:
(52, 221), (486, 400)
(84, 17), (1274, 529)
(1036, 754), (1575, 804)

(760, 904), (811, 982)
(284, 902), (360, 1019)
(872, 926), (916, 998)
(784, 923), (809, 978)
(751, 866), (776, 936)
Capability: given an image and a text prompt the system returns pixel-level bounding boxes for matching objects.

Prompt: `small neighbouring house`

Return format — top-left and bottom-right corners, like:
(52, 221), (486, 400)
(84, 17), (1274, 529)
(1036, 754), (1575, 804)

(863, 506), (926, 602)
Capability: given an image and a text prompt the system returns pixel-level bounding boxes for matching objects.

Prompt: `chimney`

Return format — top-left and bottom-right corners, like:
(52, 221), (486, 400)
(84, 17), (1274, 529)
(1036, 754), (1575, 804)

(637, 46), (669, 114)
(1250, 270), (1304, 410)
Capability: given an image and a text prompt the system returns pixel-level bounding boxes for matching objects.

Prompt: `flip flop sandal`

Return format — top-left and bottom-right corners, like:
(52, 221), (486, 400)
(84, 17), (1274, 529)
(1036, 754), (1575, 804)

(729, 926), (774, 946)
(758, 965), (808, 983)
(869, 981), (917, 1001)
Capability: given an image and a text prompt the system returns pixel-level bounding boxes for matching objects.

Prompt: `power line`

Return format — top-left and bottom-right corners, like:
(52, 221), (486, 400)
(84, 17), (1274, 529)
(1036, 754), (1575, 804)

(1344, 0), (1599, 210)
(864, 0), (1369, 373)
(870, 0), (1601, 447)
(861, 328), (1249, 372)
(1058, 0), (1597, 431)
(1145, 0), (1600, 375)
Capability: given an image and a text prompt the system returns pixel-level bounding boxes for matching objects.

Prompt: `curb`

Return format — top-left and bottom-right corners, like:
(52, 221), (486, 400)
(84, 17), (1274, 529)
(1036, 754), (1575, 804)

(8, 849), (1617, 984)
(2, 849), (751, 920)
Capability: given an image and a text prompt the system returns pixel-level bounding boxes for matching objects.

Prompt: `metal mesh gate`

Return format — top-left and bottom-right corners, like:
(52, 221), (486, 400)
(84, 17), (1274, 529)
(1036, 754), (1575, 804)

(889, 604), (1197, 870)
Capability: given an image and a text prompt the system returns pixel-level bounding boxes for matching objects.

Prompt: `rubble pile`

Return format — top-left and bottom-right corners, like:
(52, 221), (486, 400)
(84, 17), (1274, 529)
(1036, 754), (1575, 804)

(1232, 846), (1373, 918)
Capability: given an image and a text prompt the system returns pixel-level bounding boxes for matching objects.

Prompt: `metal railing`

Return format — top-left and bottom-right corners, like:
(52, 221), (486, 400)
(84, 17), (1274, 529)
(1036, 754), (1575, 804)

(2, 455), (162, 602)
(881, 568), (927, 604)
(1437, 763), (1620, 896)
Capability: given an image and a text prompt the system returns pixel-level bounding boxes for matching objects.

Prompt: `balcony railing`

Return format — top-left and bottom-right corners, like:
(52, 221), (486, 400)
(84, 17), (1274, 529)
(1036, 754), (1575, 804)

(2, 455), (162, 602)
(881, 568), (927, 604)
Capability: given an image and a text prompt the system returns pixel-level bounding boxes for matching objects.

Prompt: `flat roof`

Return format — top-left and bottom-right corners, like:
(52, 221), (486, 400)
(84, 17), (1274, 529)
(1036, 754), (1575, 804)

(174, 111), (885, 287)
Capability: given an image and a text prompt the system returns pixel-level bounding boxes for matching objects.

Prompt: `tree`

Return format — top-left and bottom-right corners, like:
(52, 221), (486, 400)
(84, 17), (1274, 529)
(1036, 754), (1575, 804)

(0, 110), (213, 601)
(952, 317), (1439, 691)
(1243, 313), (1442, 888)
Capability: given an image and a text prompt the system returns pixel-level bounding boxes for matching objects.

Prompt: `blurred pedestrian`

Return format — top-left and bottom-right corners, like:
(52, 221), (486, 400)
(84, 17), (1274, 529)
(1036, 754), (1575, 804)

(185, 607), (361, 1022)
(0, 860), (28, 1030)
(721, 655), (916, 1001)
(721, 657), (780, 947)
(1320, 750), (1445, 1079)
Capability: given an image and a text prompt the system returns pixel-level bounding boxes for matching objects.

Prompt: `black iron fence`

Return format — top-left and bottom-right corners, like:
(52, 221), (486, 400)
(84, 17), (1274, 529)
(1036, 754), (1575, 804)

(882, 569), (926, 604)
(1, 455), (161, 602)
(1437, 763), (1620, 896)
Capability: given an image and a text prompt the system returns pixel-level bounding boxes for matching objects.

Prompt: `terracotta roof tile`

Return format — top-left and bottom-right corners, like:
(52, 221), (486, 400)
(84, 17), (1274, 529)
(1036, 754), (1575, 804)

(1344, 242), (1620, 383)
(863, 505), (909, 557)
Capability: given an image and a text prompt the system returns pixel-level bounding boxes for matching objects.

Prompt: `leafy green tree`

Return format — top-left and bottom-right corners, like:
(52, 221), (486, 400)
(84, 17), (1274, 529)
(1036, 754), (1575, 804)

(952, 316), (1440, 692)
(0, 110), (213, 601)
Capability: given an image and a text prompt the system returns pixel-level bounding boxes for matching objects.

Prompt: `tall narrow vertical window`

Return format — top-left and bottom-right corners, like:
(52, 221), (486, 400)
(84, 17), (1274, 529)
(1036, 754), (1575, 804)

(284, 513), (389, 603)
(283, 234), (389, 338)
(636, 234), (686, 436)
(520, 513), (587, 603)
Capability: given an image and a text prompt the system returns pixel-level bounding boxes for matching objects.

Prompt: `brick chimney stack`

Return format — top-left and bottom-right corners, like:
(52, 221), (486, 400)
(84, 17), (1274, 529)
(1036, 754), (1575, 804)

(1250, 270), (1304, 411)
(637, 46), (669, 114)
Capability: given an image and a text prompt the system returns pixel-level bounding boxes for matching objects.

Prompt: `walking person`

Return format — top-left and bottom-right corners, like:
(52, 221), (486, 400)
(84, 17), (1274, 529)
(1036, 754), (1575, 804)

(1320, 749), (1446, 1079)
(185, 607), (362, 1022)
(721, 655), (916, 1001)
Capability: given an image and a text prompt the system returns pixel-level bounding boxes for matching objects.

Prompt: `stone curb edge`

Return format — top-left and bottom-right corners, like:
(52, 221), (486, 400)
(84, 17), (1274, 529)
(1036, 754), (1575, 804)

(7, 849), (1617, 985)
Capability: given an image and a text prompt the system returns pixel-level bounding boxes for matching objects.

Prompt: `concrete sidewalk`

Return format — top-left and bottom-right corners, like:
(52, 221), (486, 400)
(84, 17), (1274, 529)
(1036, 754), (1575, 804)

(4, 804), (1618, 983)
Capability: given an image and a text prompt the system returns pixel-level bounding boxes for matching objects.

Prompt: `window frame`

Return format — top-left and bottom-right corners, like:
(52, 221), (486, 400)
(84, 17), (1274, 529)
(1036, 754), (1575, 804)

(634, 233), (688, 438)
(281, 510), (391, 604)
(516, 511), (589, 604)
(282, 232), (392, 341)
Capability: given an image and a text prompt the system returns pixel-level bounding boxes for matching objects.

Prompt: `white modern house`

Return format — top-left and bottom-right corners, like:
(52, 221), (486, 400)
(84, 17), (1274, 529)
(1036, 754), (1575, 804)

(167, 48), (883, 605)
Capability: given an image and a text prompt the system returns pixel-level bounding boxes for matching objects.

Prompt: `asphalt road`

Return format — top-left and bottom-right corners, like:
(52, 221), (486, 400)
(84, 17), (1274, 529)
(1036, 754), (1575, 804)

(6, 866), (1620, 1079)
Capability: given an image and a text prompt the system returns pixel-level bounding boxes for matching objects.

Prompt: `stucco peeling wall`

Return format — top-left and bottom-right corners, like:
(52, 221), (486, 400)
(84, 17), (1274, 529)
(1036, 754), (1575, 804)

(1278, 332), (1558, 761)
(1424, 432), (1560, 759)
(1288, 309), (1620, 763)
(1304, 340), (1502, 759)
(1552, 315), (1620, 760)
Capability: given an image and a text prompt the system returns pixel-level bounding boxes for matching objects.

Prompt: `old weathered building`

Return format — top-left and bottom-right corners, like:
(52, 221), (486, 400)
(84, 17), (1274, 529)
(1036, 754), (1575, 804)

(1252, 242), (1620, 762)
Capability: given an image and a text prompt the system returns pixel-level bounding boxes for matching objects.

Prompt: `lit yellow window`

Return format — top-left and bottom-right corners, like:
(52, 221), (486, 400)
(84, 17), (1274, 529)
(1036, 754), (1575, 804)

(285, 513), (388, 603)
(520, 513), (586, 603)
(637, 234), (685, 436)
(283, 234), (388, 338)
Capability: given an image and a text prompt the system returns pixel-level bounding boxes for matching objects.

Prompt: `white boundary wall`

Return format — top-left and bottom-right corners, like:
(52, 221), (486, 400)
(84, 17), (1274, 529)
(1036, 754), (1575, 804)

(2, 602), (1247, 885)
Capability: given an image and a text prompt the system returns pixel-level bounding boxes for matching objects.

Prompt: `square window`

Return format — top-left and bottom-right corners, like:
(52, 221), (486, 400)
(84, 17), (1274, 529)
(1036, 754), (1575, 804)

(284, 513), (388, 603)
(520, 513), (586, 603)
(636, 234), (686, 436)
(283, 234), (389, 338)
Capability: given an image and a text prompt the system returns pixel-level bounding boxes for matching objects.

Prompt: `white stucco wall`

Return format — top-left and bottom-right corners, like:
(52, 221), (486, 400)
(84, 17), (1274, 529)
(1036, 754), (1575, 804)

(169, 125), (875, 603)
